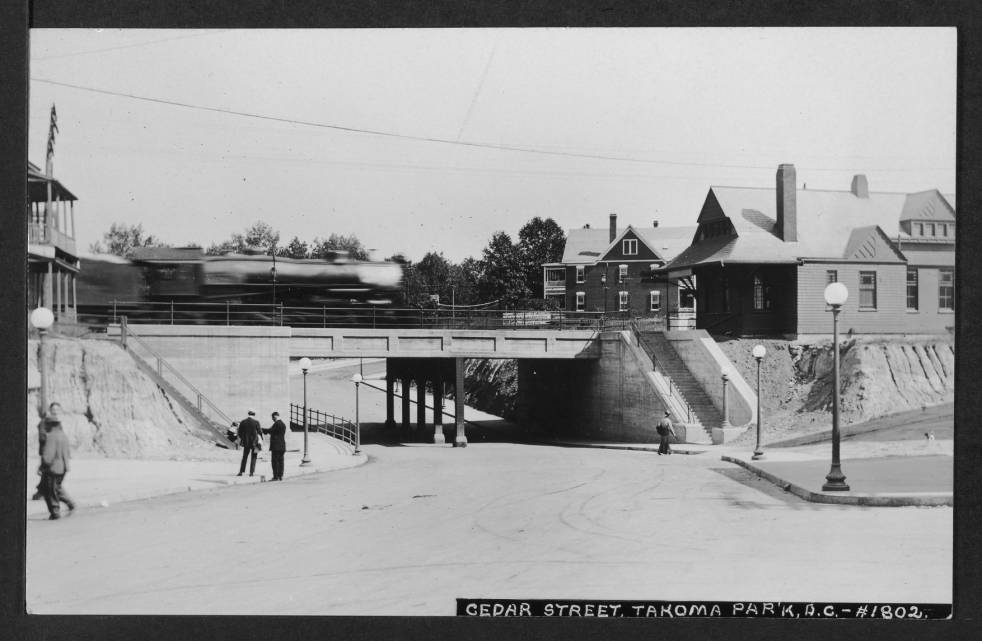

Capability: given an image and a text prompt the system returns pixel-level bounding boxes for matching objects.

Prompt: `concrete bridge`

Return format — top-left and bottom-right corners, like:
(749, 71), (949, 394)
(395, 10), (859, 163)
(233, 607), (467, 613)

(108, 323), (756, 447)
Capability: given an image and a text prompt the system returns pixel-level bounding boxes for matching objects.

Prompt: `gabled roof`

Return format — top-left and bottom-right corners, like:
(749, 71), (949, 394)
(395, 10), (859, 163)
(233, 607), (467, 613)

(666, 185), (945, 270)
(899, 190), (956, 222)
(560, 225), (697, 264)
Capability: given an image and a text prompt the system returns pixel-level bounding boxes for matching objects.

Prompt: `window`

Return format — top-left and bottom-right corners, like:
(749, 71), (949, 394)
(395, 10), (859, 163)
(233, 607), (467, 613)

(941, 224), (949, 237)
(826, 270), (838, 285)
(546, 268), (565, 283)
(618, 264), (628, 284)
(618, 291), (629, 312)
(576, 266), (585, 283)
(752, 275), (772, 311)
(939, 268), (954, 311)
(906, 267), (919, 311)
(914, 222), (924, 236)
(679, 288), (696, 311)
(575, 292), (585, 311)
(622, 239), (638, 255)
(927, 223), (936, 236)
(650, 290), (661, 312)
(859, 271), (877, 310)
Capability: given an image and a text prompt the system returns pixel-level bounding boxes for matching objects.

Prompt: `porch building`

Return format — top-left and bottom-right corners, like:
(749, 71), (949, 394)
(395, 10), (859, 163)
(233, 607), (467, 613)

(27, 161), (80, 323)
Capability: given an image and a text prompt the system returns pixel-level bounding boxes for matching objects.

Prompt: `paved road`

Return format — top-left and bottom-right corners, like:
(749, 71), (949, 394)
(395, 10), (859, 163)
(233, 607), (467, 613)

(26, 441), (951, 615)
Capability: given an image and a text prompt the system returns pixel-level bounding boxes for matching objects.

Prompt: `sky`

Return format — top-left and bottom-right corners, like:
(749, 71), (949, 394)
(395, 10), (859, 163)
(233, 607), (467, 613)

(28, 28), (956, 263)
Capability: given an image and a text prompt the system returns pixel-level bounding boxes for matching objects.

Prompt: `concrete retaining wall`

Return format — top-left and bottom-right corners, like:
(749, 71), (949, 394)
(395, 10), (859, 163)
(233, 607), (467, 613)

(109, 325), (292, 424)
(665, 330), (756, 435)
(518, 332), (674, 442)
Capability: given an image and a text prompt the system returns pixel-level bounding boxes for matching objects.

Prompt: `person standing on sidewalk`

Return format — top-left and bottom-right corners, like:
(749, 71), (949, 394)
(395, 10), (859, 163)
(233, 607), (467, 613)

(262, 411), (287, 481)
(32, 402), (60, 500)
(40, 403), (76, 520)
(656, 411), (676, 456)
(236, 410), (262, 477)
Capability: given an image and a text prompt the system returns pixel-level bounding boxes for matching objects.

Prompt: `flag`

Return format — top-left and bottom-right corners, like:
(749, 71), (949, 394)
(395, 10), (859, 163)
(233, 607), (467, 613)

(46, 104), (58, 158)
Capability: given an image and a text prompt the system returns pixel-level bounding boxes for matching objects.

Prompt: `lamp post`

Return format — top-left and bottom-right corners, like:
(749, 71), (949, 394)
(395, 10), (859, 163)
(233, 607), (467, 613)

(720, 372), (731, 429)
(351, 373), (363, 455)
(822, 282), (850, 491)
(299, 357), (312, 466)
(752, 344), (766, 460)
(31, 307), (55, 413)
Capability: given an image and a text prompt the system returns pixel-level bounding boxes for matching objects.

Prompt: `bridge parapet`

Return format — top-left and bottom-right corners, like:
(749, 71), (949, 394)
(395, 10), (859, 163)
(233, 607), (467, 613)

(290, 328), (601, 359)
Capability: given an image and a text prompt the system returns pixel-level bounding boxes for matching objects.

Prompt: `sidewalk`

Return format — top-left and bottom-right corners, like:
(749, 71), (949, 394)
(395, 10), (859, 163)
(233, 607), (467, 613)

(26, 433), (366, 519)
(542, 436), (953, 507)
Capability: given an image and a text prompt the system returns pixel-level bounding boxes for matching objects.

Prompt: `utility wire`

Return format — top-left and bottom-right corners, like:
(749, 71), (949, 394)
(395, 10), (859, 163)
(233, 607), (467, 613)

(32, 77), (954, 173)
(32, 30), (233, 61)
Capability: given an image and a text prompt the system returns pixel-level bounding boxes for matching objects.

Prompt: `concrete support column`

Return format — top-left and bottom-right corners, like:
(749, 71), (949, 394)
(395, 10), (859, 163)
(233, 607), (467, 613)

(453, 357), (467, 447)
(385, 371), (395, 428)
(401, 375), (412, 431)
(416, 373), (426, 431)
(433, 371), (445, 444)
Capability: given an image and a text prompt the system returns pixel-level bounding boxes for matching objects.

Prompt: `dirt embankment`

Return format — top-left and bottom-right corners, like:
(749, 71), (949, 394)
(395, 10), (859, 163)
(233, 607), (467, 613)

(463, 359), (519, 421)
(28, 337), (229, 460)
(716, 336), (954, 443)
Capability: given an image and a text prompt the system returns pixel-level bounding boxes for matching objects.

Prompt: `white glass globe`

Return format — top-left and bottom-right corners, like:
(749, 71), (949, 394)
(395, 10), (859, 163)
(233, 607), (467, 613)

(824, 282), (849, 306)
(752, 344), (766, 359)
(298, 357), (312, 372)
(352, 373), (363, 383)
(30, 307), (54, 330)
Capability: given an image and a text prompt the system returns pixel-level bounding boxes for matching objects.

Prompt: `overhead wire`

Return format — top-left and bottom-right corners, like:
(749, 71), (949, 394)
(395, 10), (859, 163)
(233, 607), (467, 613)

(31, 77), (954, 174)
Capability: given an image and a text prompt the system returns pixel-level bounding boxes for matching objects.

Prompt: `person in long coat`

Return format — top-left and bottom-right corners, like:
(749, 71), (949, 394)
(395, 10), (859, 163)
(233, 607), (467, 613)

(40, 404), (76, 520)
(262, 411), (287, 481)
(236, 410), (262, 476)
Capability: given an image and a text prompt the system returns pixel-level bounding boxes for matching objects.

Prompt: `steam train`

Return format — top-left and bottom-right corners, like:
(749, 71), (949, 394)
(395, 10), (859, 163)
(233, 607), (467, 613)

(75, 246), (406, 325)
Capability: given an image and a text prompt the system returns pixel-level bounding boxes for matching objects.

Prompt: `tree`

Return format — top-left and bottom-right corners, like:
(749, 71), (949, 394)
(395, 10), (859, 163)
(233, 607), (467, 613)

(517, 217), (566, 300)
(478, 231), (530, 307)
(206, 220), (279, 256)
(89, 222), (168, 258)
(278, 236), (310, 259)
(310, 233), (369, 261)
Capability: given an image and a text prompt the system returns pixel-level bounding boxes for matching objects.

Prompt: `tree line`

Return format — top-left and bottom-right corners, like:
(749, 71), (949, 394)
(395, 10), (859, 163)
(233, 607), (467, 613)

(88, 217), (566, 309)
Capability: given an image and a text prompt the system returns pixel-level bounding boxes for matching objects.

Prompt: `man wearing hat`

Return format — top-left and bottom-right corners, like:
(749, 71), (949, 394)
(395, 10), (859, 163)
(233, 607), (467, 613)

(39, 402), (76, 519)
(236, 410), (263, 476)
(262, 411), (287, 481)
(655, 411), (677, 456)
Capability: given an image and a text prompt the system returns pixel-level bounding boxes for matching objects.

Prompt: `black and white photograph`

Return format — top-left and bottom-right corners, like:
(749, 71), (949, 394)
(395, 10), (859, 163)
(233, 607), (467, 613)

(22, 24), (958, 623)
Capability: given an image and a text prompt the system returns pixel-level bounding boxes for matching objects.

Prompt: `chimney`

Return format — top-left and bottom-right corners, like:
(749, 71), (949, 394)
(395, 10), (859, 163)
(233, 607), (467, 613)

(609, 213), (617, 243)
(851, 174), (869, 198)
(776, 163), (797, 242)
(653, 219), (659, 228)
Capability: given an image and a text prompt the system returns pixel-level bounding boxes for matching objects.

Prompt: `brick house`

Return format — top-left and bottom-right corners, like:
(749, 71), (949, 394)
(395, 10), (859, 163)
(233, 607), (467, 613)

(662, 164), (955, 337)
(543, 214), (697, 323)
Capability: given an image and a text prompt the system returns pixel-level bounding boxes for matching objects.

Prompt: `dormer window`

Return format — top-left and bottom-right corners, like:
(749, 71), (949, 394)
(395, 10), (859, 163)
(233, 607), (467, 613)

(914, 222), (924, 236)
(927, 223), (936, 236)
(622, 238), (638, 255)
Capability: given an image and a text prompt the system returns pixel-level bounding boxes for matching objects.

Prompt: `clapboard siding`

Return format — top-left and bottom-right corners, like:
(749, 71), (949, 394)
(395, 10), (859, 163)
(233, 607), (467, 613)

(796, 262), (952, 334)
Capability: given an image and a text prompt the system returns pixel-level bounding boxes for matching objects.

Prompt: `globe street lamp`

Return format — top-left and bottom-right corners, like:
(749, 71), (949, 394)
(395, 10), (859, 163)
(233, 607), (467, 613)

(751, 344), (766, 460)
(299, 357), (312, 466)
(351, 373), (363, 455)
(31, 307), (55, 413)
(822, 282), (850, 491)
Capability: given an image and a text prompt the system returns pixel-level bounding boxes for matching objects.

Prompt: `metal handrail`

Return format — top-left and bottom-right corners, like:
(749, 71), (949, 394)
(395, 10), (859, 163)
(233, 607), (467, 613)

(85, 301), (634, 331)
(119, 318), (233, 427)
(629, 318), (694, 424)
(289, 403), (358, 450)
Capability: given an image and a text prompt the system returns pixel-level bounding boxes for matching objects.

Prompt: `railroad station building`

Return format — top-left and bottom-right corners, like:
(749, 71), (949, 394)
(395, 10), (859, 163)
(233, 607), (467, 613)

(27, 160), (80, 324)
(662, 164), (956, 338)
(542, 214), (697, 327)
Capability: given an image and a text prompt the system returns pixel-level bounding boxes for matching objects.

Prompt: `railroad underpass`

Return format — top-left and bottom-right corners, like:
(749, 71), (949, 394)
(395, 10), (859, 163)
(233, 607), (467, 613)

(106, 323), (756, 446)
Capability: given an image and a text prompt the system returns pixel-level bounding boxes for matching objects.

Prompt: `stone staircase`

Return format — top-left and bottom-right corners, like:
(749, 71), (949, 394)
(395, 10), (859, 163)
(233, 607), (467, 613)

(636, 331), (723, 442)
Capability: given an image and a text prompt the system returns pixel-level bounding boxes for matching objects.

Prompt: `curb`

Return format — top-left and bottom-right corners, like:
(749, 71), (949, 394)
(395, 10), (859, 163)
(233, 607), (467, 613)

(721, 455), (953, 507)
(539, 440), (708, 456)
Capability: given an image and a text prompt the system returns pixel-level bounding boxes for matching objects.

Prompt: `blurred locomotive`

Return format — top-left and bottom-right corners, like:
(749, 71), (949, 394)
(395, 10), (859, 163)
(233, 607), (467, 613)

(76, 246), (406, 324)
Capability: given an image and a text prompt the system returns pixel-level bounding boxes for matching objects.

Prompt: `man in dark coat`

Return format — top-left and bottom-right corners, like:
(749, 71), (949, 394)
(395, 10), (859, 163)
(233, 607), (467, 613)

(32, 402), (61, 500)
(40, 403), (76, 520)
(236, 410), (262, 476)
(656, 411), (677, 455)
(262, 411), (287, 481)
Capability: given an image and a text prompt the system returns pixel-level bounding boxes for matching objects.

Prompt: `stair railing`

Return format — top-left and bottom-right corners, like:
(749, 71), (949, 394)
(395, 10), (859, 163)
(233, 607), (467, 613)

(119, 317), (233, 429)
(629, 318), (694, 424)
